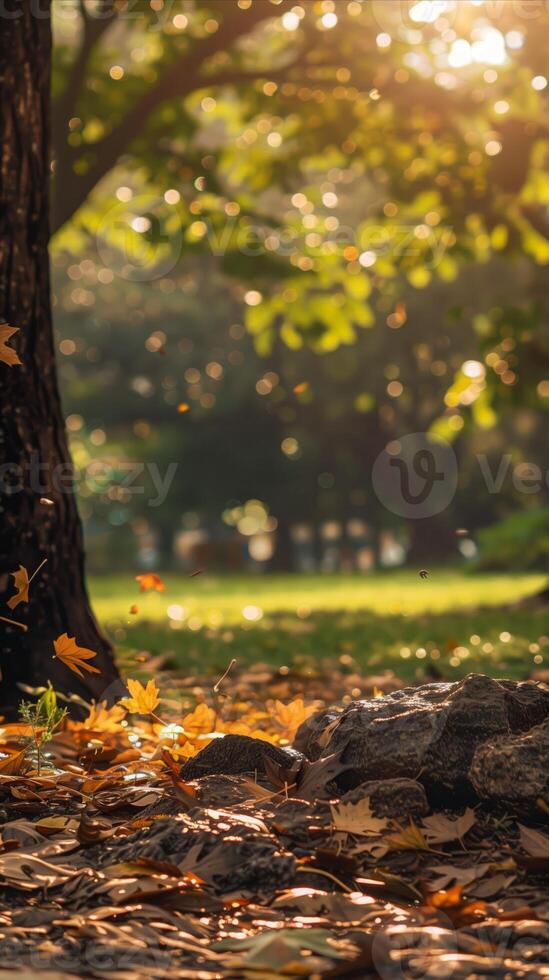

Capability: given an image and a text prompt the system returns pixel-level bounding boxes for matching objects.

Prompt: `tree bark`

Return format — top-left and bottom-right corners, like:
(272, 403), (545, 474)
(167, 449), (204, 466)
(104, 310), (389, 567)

(0, 2), (119, 715)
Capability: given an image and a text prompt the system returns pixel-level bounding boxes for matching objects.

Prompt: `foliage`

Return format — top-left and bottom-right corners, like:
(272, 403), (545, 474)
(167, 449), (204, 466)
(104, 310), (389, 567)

(51, 0), (549, 418)
(476, 507), (549, 571)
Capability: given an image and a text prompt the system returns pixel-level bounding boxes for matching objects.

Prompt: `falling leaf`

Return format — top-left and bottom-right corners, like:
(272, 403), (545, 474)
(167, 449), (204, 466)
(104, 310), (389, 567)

(0, 323), (21, 367)
(419, 569), (429, 579)
(177, 402), (190, 413)
(455, 528), (469, 537)
(40, 497), (54, 506)
(6, 566), (29, 609)
(189, 568), (204, 577)
(293, 381), (309, 394)
(330, 796), (389, 836)
(53, 633), (100, 679)
(119, 678), (161, 715)
(135, 572), (166, 593)
(129, 604), (139, 615)
(6, 558), (47, 609)
(421, 808), (476, 845)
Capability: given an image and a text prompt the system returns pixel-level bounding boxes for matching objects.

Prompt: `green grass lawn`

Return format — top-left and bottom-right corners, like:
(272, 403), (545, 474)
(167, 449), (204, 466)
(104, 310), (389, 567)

(90, 570), (549, 682)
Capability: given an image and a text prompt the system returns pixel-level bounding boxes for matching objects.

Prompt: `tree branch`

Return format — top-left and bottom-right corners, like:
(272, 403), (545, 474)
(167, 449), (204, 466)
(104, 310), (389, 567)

(52, 1), (291, 233)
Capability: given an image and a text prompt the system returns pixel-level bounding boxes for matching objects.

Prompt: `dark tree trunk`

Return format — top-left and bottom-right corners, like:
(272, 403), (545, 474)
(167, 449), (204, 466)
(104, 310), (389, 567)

(0, 2), (119, 714)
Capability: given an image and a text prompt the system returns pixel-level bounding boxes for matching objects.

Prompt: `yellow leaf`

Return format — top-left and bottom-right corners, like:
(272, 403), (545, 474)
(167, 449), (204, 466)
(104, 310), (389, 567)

(53, 633), (100, 679)
(330, 796), (389, 836)
(74, 700), (127, 734)
(119, 678), (161, 715)
(385, 820), (432, 853)
(0, 322), (21, 367)
(135, 573), (166, 593)
(268, 698), (319, 741)
(182, 702), (216, 735)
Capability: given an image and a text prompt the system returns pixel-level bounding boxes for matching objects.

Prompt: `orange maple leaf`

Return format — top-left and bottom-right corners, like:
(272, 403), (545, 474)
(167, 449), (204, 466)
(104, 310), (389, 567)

(6, 566), (29, 609)
(53, 633), (100, 679)
(119, 678), (161, 715)
(135, 573), (166, 593)
(6, 558), (47, 609)
(293, 381), (309, 394)
(0, 323), (22, 367)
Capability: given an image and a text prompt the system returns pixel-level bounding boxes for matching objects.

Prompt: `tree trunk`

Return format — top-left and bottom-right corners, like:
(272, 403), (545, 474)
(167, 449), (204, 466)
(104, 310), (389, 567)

(0, 2), (119, 715)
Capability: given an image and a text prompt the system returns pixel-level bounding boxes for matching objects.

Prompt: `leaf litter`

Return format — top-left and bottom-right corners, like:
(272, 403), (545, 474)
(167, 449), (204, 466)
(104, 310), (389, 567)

(0, 662), (548, 978)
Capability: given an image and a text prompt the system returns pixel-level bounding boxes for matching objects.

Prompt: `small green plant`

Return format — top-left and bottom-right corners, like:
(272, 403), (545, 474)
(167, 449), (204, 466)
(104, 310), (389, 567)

(19, 682), (67, 774)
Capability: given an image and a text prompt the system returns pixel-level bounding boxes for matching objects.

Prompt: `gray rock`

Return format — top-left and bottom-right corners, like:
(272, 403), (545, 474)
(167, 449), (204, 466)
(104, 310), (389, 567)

(292, 707), (341, 761)
(180, 733), (303, 781)
(470, 718), (549, 806)
(339, 777), (429, 822)
(302, 674), (549, 798)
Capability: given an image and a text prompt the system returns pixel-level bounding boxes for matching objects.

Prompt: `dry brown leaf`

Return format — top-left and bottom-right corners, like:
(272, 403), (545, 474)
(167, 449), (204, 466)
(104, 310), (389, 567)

(330, 796), (389, 837)
(0, 323), (21, 367)
(135, 572), (166, 593)
(518, 824), (549, 857)
(0, 747), (29, 775)
(421, 808), (476, 845)
(119, 678), (161, 715)
(53, 633), (100, 679)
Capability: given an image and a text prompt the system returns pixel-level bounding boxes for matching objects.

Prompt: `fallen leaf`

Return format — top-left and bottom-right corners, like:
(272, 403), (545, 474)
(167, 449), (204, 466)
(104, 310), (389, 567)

(0, 747), (29, 775)
(135, 573), (166, 593)
(330, 797), (389, 837)
(35, 816), (80, 836)
(268, 697), (319, 742)
(53, 633), (100, 679)
(119, 678), (161, 715)
(518, 824), (549, 857)
(421, 808), (476, 845)
(385, 820), (432, 853)
(73, 700), (127, 734)
(0, 323), (21, 367)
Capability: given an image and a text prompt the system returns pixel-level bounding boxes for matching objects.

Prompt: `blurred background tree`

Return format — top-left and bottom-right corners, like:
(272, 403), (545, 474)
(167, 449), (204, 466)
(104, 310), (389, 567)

(51, 0), (549, 571)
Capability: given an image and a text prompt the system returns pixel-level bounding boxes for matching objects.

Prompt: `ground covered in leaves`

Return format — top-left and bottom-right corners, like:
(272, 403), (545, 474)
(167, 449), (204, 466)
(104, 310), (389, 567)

(1, 665), (549, 978)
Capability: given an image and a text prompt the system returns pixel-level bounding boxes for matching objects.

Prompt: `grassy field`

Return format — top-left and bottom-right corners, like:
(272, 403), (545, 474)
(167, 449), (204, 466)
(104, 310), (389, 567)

(89, 570), (549, 683)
